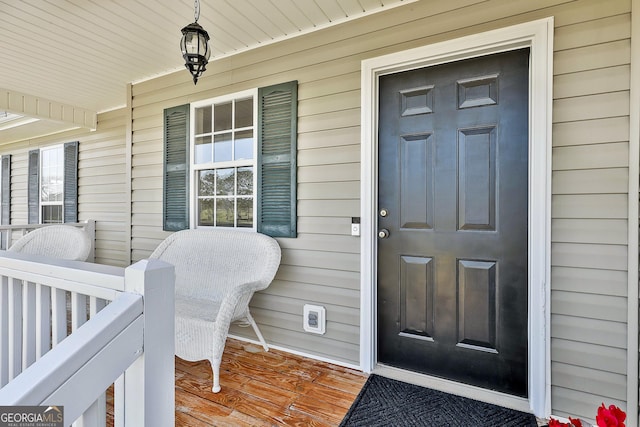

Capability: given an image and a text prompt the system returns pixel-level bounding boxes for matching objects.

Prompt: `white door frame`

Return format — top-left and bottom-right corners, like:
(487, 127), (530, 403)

(359, 18), (554, 418)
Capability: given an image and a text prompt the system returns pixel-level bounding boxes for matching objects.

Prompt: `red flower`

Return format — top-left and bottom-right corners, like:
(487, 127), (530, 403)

(568, 418), (583, 427)
(549, 417), (583, 427)
(596, 404), (626, 427)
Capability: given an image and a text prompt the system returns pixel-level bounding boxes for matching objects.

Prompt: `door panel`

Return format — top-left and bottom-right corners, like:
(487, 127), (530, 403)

(457, 259), (497, 352)
(400, 255), (434, 339)
(400, 134), (434, 229)
(377, 48), (529, 396)
(458, 127), (496, 231)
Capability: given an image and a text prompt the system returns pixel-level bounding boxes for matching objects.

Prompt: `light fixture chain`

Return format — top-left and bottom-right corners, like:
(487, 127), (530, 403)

(194, 0), (200, 22)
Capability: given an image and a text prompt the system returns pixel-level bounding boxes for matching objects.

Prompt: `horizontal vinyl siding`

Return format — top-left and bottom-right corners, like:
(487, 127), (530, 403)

(78, 109), (129, 266)
(129, 97), (169, 263)
(131, 27), (367, 364)
(1, 108), (129, 266)
(549, 1), (631, 420)
(126, 0), (633, 414)
(0, 0), (628, 418)
(9, 144), (29, 224)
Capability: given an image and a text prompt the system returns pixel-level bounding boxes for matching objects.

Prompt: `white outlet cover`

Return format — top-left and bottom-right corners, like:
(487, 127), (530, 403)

(303, 304), (326, 334)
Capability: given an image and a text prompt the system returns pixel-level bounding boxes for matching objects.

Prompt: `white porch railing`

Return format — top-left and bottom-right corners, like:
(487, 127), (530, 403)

(0, 220), (96, 261)
(0, 250), (175, 427)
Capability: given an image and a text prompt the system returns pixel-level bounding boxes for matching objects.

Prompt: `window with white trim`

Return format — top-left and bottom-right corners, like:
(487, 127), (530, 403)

(191, 89), (257, 229)
(27, 141), (78, 225)
(40, 145), (64, 223)
(163, 81), (297, 237)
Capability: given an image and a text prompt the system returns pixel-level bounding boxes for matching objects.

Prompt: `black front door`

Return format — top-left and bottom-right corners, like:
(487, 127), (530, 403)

(377, 49), (529, 396)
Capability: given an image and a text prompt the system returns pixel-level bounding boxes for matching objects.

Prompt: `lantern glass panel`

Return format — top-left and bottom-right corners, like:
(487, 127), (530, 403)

(183, 32), (199, 55)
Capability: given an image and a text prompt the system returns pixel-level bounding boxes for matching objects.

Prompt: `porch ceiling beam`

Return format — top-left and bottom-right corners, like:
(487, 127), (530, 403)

(0, 88), (97, 131)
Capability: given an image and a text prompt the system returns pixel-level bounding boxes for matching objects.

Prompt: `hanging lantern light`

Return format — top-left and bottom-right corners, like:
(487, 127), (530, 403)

(180, 0), (211, 85)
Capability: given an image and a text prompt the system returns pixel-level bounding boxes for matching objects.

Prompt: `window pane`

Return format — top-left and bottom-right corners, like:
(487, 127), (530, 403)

(41, 150), (50, 201)
(198, 198), (214, 226)
(235, 98), (253, 128)
(42, 205), (62, 224)
(237, 197), (253, 228)
(216, 198), (234, 227)
(195, 106), (212, 134)
(198, 170), (215, 196)
(216, 168), (234, 196)
(214, 102), (232, 131)
(235, 130), (253, 160)
(48, 170), (63, 202)
(237, 167), (253, 195)
(41, 147), (63, 202)
(214, 133), (232, 162)
(195, 135), (212, 164)
(51, 182), (63, 202)
(191, 93), (257, 231)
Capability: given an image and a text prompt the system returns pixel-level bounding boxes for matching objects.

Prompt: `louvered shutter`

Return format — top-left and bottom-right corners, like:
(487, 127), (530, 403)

(27, 149), (39, 224)
(63, 141), (79, 223)
(257, 81), (298, 238)
(163, 104), (190, 231)
(1, 155), (10, 225)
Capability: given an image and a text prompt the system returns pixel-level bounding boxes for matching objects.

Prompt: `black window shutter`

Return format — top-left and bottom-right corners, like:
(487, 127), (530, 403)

(257, 81), (298, 238)
(27, 149), (39, 224)
(1, 155), (10, 225)
(63, 141), (79, 223)
(163, 104), (190, 231)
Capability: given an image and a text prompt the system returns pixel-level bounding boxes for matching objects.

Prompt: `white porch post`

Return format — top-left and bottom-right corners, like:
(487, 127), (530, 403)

(120, 259), (175, 427)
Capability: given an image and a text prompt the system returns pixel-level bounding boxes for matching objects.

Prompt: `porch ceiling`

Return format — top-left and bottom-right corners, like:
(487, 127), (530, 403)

(0, 0), (412, 144)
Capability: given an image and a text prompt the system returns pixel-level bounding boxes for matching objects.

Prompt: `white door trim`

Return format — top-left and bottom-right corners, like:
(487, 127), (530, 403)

(359, 18), (554, 418)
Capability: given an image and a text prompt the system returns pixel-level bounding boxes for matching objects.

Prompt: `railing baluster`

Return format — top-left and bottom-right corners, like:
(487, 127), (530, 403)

(36, 284), (51, 359)
(8, 278), (22, 380)
(114, 376), (125, 427)
(52, 289), (67, 346)
(71, 292), (88, 332)
(22, 282), (37, 370)
(90, 297), (107, 318)
(87, 295), (108, 427)
(0, 276), (8, 387)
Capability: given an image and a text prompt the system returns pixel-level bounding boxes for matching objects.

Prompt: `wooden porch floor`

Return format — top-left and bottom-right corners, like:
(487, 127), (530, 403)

(109, 338), (368, 426)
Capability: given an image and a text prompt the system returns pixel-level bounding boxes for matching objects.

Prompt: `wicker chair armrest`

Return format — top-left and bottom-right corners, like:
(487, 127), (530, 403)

(216, 281), (261, 322)
(211, 280), (263, 359)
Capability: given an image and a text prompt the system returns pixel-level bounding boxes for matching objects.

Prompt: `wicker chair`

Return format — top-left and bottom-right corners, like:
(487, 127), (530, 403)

(8, 225), (92, 261)
(149, 228), (281, 393)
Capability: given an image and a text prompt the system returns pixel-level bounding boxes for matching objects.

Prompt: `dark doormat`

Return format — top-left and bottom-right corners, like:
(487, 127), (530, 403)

(339, 375), (538, 427)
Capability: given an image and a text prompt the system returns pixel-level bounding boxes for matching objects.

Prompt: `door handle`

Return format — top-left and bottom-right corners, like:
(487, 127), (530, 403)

(378, 229), (390, 239)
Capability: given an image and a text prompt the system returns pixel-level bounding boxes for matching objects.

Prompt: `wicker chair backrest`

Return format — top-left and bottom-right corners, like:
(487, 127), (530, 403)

(149, 229), (281, 301)
(8, 225), (92, 262)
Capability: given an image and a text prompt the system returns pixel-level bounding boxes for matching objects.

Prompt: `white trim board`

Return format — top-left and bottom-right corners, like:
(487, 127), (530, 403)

(375, 364), (530, 414)
(626, 1), (640, 426)
(359, 18), (554, 418)
(227, 333), (361, 371)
